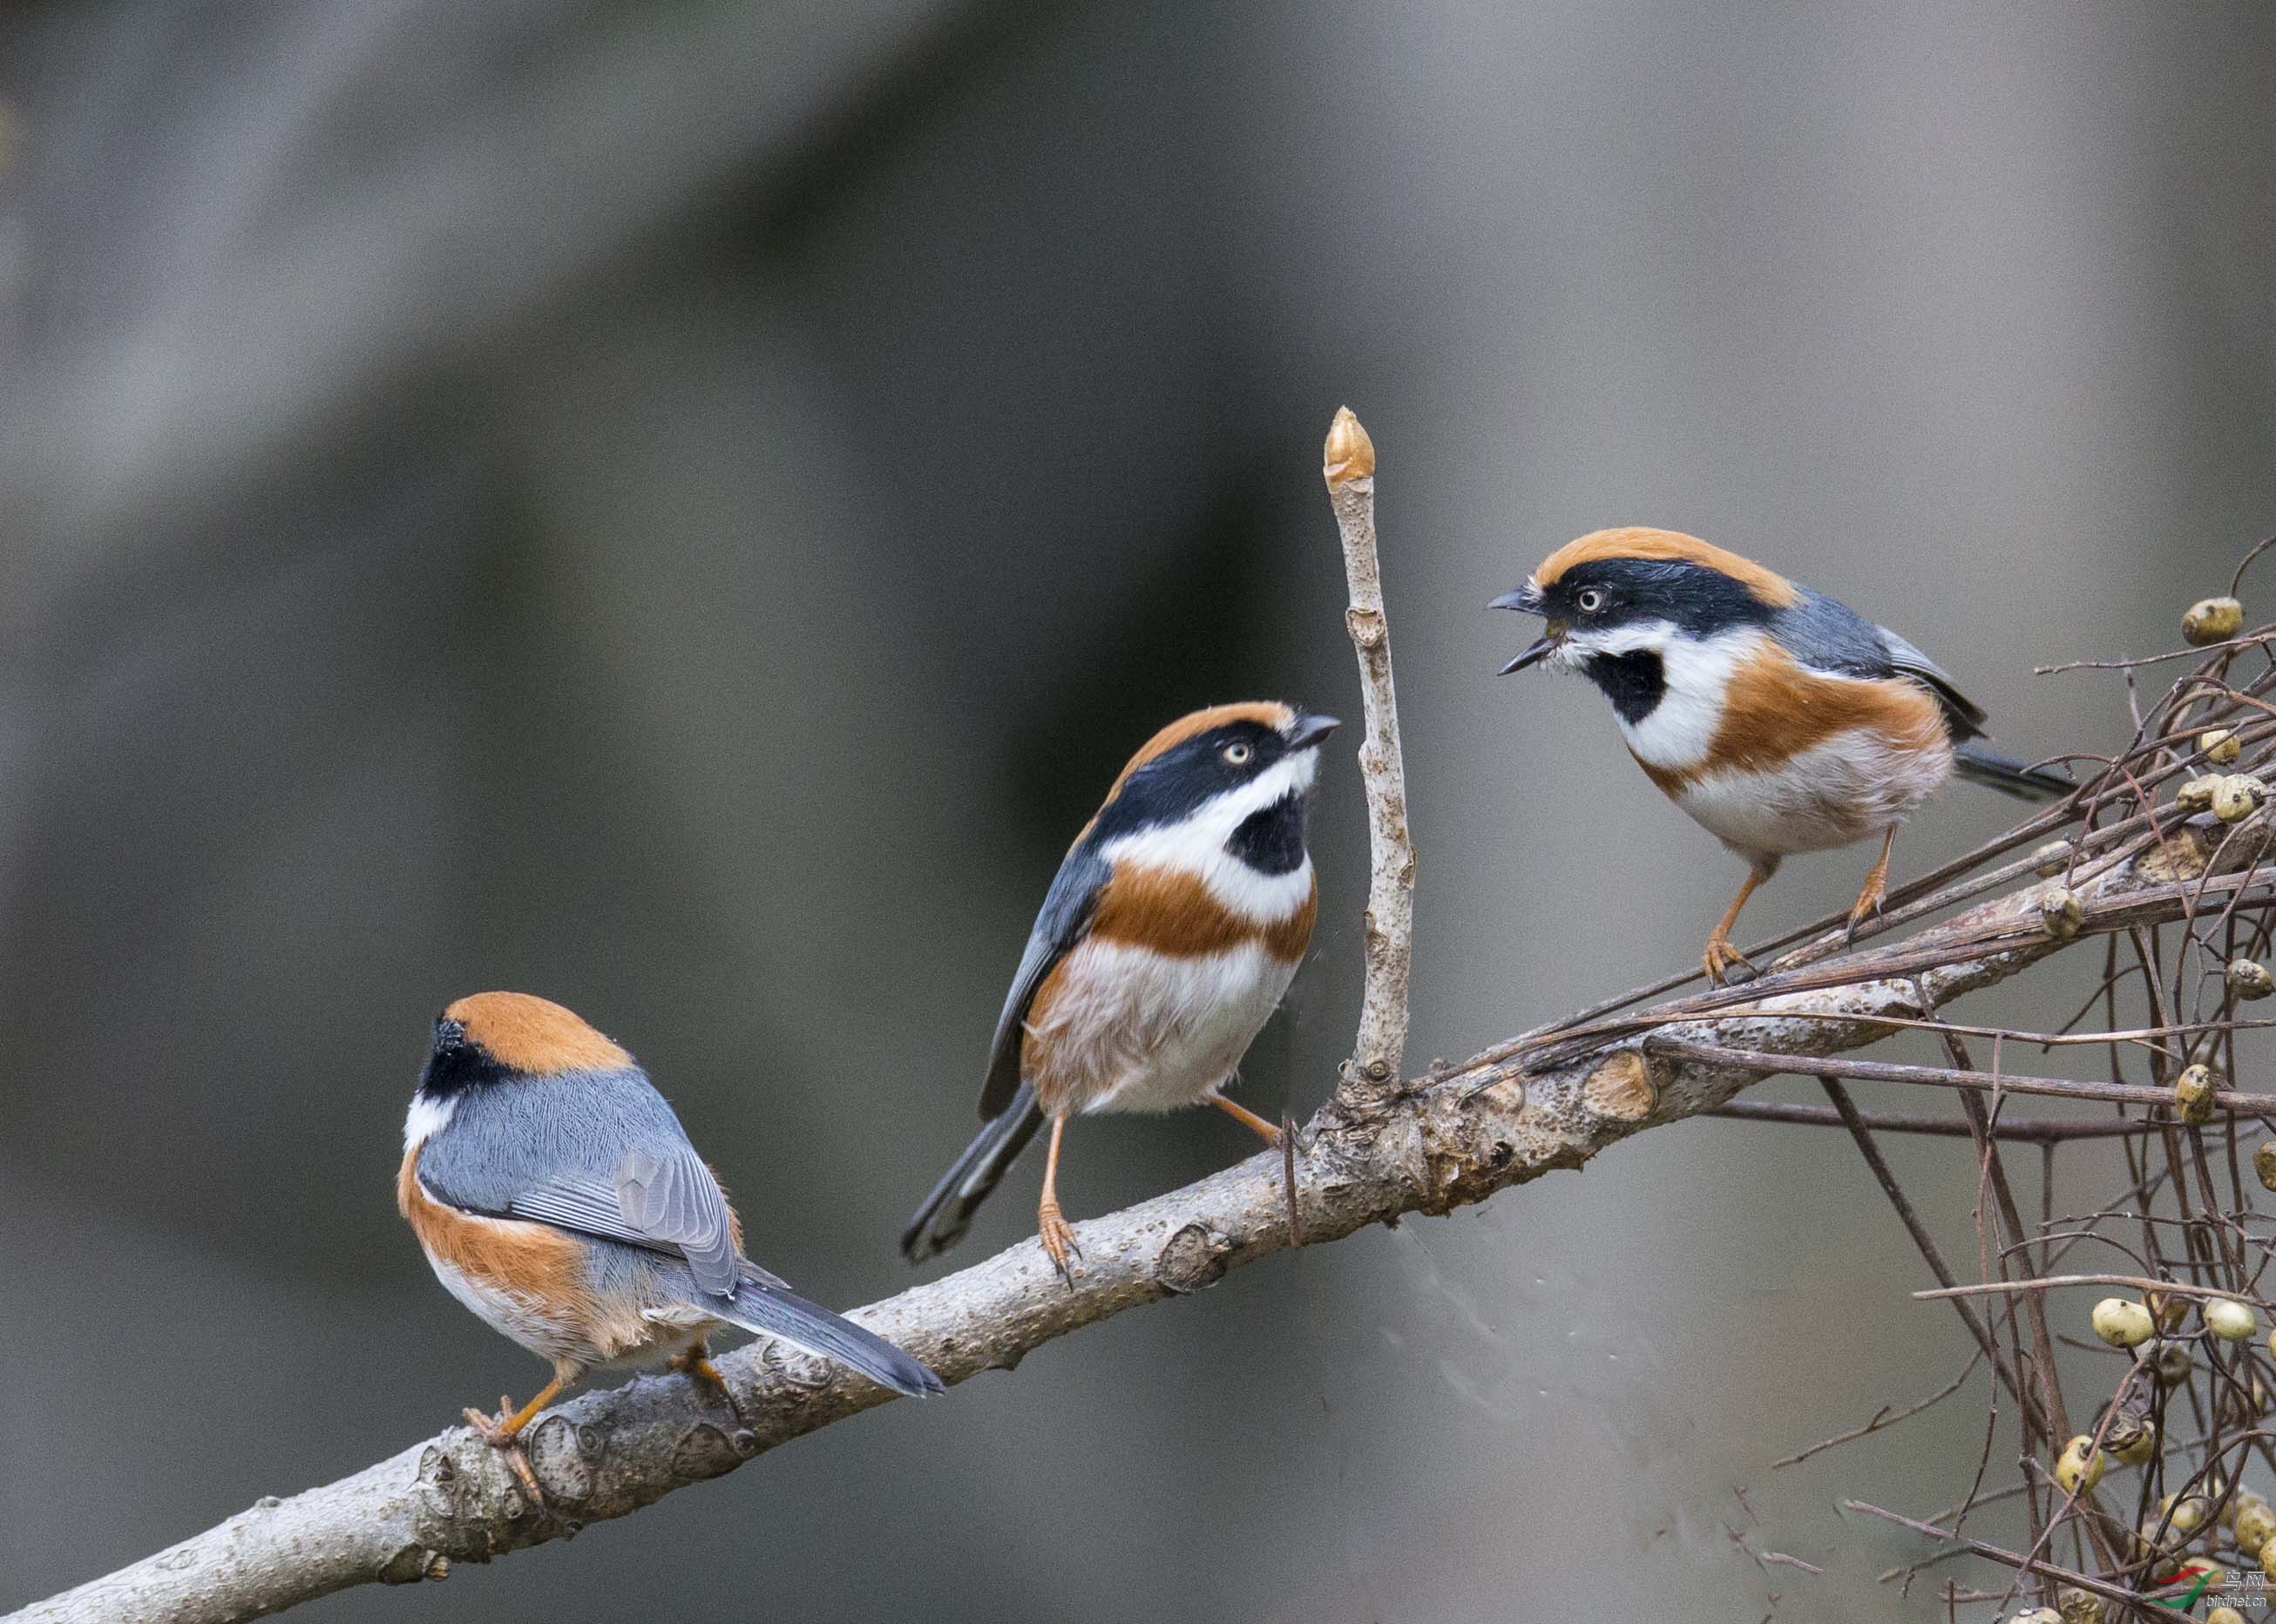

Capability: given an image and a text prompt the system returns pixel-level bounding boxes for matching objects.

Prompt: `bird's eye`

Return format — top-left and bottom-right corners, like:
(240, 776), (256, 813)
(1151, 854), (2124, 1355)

(1576, 588), (1607, 614)
(1223, 742), (1254, 766)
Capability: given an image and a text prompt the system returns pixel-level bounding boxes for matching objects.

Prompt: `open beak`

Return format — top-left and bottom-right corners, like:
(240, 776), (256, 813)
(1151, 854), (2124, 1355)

(1488, 584), (1557, 673)
(1285, 713), (1341, 750)
(1498, 637), (1558, 675)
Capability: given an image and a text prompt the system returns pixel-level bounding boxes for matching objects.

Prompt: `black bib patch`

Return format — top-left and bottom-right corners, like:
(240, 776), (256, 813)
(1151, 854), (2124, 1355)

(1226, 791), (1308, 875)
(1584, 649), (1667, 725)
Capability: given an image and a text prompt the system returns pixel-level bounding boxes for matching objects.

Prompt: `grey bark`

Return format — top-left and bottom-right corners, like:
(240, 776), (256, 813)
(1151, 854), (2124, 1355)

(12, 820), (2235, 1624)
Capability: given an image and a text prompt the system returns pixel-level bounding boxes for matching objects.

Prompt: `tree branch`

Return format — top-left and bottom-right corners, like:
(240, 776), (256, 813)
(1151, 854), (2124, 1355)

(24, 786), (2248, 1624)
(1323, 406), (1414, 1107)
(24, 423), (2271, 1624)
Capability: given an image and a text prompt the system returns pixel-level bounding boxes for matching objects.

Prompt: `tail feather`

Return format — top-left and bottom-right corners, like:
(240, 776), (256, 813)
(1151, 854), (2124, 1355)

(900, 1082), (1044, 1262)
(712, 1281), (945, 1397)
(1954, 741), (2071, 802)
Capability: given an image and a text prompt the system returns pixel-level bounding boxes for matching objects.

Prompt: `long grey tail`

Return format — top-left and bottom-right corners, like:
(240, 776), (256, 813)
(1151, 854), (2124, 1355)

(712, 1280), (945, 1397)
(900, 1082), (1044, 1262)
(1954, 742), (2071, 802)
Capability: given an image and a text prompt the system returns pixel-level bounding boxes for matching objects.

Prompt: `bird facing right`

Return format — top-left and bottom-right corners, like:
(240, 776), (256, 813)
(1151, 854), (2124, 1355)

(901, 701), (1337, 1278)
(1492, 528), (2068, 984)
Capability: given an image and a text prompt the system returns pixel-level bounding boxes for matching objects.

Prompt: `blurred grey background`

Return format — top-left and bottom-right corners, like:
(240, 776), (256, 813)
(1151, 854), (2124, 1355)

(3, 2), (2273, 1620)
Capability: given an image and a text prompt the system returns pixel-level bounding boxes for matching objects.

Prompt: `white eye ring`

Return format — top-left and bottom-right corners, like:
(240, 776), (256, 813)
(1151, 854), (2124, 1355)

(1575, 588), (1607, 613)
(1223, 742), (1254, 765)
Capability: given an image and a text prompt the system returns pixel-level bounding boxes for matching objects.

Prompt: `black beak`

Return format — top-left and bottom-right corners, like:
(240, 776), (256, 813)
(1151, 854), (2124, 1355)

(1285, 713), (1341, 750)
(1499, 637), (1557, 675)
(1490, 584), (1555, 673)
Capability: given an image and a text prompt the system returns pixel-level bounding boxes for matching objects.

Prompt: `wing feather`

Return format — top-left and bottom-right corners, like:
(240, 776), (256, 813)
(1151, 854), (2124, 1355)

(1877, 624), (1988, 738)
(978, 844), (1108, 1120)
(505, 1146), (738, 1297)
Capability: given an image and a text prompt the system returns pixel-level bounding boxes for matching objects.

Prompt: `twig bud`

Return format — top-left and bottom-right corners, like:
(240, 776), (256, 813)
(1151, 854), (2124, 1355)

(2213, 773), (2267, 823)
(2175, 1063), (2220, 1124)
(2164, 1492), (2214, 1535)
(2144, 1289), (2192, 1333)
(2184, 596), (2246, 645)
(2137, 1516), (2186, 1562)
(2143, 1289), (2192, 1333)
(2178, 775), (2223, 814)
(2091, 1296), (2156, 1348)
(2201, 727), (2242, 764)
(2150, 1337), (2195, 1386)
(2229, 959), (2274, 1000)
(2030, 838), (2073, 877)
(2205, 1297), (2258, 1341)
(2103, 1407), (2157, 1465)
(1323, 407), (1375, 487)
(2038, 887), (2084, 941)
(2053, 1435), (2106, 1495)
(2234, 1495), (2276, 1552)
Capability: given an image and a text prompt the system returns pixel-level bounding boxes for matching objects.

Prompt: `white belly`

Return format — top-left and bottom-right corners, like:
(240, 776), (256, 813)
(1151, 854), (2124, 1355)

(426, 1255), (587, 1364)
(1676, 727), (1954, 858)
(1028, 938), (1297, 1114)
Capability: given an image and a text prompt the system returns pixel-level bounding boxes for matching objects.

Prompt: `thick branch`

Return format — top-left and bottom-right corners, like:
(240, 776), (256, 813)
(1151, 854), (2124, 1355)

(21, 790), (2256, 1624)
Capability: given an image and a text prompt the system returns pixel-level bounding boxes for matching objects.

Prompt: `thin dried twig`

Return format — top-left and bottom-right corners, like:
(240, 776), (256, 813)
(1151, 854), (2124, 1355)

(1323, 407), (1415, 1107)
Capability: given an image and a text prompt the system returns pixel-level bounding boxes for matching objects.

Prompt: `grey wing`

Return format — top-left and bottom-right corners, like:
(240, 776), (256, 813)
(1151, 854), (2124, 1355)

(509, 1142), (742, 1298)
(417, 1067), (750, 1298)
(978, 842), (1108, 1120)
(1876, 625), (1989, 738)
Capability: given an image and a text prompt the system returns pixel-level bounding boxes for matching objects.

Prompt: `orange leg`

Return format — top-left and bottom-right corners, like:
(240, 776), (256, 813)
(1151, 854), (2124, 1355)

(1037, 1115), (1080, 1284)
(669, 1337), (749, 1428)
(667, 1337), (727, 1393)
(464, 1368), (570, 1506)
(1846, 828), (1896, 944)
(1703, 863), (1773, 985)
(1209, 1093), (1284, 1145)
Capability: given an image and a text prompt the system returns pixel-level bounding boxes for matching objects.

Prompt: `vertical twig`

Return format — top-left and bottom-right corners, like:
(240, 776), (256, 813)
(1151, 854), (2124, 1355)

(1323, 406), (1415, 1110)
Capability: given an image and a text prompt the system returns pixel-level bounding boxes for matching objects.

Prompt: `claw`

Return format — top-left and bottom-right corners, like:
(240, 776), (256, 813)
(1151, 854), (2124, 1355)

(1846, 829), (1896, 948)
(1038, 1200), (1080, 1286)
(1703, 934), (1757, 986)
(463, 1399), (547, 1509)
(668, 1339), (749, 1430)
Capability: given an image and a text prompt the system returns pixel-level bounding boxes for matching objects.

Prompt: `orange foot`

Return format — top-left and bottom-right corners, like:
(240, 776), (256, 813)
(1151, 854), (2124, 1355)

(1038, 1199), (1080, 1286)
(1703, 932), (1756, 986)
(1846, 829), (1896, 947)
(668, 1340), (749, 1428)
(464, 1397), (546, 1507)
(1845, 875), (1887, 944)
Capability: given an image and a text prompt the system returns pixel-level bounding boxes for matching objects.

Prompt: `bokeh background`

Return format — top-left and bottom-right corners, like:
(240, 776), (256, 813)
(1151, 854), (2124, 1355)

(3, 3), (2274, 1620)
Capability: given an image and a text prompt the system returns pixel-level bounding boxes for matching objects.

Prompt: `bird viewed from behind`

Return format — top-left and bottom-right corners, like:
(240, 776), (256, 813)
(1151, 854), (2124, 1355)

(901, 702), (1338, 1279)
(400, 991), (941, 1492)
(1492, 528), (2068, 984)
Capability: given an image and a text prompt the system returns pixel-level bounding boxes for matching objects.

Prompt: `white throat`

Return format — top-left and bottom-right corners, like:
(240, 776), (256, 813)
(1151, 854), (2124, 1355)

(1555, 620), (1765, 772)
(403, 1091), (457, 1153)
(1097, 750), (1319, 921)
